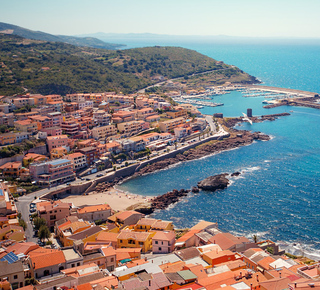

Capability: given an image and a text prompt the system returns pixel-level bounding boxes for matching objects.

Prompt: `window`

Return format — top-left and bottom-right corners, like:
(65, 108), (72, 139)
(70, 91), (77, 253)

(111, 258), (114, 262)
(155, 241), (158, 244)
(158, 247), (162, 251)
(77, 262), (80, 266)
(14, 275), (18, 279)
(120, 240), (123, 243)
(72, 264), (75, 268)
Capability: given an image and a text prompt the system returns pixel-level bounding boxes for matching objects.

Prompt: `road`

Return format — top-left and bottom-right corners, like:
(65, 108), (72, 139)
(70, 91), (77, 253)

(138, 67), (233, 93)
(204, 115), (216, 132)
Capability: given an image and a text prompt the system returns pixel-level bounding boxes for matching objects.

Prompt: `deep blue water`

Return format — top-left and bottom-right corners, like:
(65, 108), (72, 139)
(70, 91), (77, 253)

(117, 38), (320, 258)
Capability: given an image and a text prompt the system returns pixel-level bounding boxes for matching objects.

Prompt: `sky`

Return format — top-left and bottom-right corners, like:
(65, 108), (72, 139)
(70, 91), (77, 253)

(1, 0), (320, 38)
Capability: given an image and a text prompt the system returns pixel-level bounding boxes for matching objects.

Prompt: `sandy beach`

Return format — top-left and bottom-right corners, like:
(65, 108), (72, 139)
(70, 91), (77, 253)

(61, 187), (152, 212)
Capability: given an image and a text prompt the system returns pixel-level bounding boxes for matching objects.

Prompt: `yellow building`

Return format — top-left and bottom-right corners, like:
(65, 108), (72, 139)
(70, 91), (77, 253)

(0, 133), (16, 146)
(117, 229), (155, 253)
(65, 226), (105, 247)
(134, 218), (174, 232)
(50, 146), (68, 159)
(158, 117), (185, 133)
(166, 109), (188, 119)
(91, 124), (117, 140)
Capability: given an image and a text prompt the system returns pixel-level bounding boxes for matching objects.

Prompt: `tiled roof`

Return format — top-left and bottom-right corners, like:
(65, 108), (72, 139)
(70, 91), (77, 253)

(68, 226), (103, 241)
(116, 211), (142, 222)
(117, 230), (152, 242)
(95, 231), (118, 243)
(209, 232), (250, 250)
(153, 231), (175, 242)
(78, 204), (110, 214)
(175, 247), (201, 261)
(29, 249), (66, 269)
(101, 247), (116, 257)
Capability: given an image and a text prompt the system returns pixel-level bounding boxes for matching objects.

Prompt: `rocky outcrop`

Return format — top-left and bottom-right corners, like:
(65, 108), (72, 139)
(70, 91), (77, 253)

(231, 171), (241, 177)
(151, 189), (190, 210)
(197, 174), (229, 191)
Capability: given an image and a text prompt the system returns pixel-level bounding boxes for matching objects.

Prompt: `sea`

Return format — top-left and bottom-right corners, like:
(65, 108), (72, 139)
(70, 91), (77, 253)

(115, 36), (320, 259)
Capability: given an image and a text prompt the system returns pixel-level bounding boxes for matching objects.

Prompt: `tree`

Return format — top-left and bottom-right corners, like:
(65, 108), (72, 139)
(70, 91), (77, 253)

(38, 225), (51, 242)
(19, 218), (27, 231)
(252, 234), (258, 243)
(33, 217), (46, 230)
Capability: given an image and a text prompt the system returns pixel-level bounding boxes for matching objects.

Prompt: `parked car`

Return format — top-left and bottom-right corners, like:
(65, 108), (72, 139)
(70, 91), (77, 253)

(96, 174), (103, 177)
(29, 208), (36, 213)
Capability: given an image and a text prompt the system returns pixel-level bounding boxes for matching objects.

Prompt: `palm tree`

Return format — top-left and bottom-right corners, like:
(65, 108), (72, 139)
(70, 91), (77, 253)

(252, 234), (258, 243)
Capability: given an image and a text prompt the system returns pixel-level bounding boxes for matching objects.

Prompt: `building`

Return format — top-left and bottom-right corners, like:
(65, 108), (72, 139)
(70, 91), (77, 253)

(0, 132), (16, 145)
(117, 230), (155, 253)
(0, 162), (23, 178)
(76, 204), (112, 223)
(13, 97), (35, 108)
(28, 248), (66, 279)
(37, 200), (72, 230)
(91, 124), (117, 141)
(50, 146), (68, 159)
(47, 112), (63, 127)
(29, 159), (76, 186)
(65, 152), (87, 171)
(61, 120), (79, 136)
(108, 211), (144, 227)
(78, 147), (98, 166)
(166, 108), (188, 119)
(29, 115), (53, 130)
(112, 111), (136, 123)
(93, 110), (111, 126)
(0, 260), (25, 289)
(14, 119), (38, 133)
(46, 135), (69, 152)
(117, 120), (149, 136)
(152, 231), (176, 254)
(159, 117), (185, 132)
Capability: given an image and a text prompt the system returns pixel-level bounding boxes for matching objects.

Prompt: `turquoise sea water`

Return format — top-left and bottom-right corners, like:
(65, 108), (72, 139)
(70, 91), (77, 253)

(117, 38), (320, 258)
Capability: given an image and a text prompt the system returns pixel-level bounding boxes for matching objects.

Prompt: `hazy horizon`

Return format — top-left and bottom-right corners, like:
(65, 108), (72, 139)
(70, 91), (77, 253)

(1, 0), (320, 38)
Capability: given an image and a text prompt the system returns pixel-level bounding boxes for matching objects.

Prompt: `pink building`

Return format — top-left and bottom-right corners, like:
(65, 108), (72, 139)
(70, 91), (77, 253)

(152, 231), (176, 254)
(47, 135), (69, 152)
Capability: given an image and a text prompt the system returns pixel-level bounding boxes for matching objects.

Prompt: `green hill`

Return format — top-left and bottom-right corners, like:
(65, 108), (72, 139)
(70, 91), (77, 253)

(0, 34), (258, 96)
(0, 22), (123, 50)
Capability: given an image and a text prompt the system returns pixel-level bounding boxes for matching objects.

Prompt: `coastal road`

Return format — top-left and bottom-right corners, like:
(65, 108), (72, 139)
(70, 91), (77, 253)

(205, 115), (216, 132)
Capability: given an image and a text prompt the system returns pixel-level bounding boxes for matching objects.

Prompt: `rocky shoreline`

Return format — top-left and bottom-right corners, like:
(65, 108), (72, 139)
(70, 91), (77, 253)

(133, 129), (269, 177)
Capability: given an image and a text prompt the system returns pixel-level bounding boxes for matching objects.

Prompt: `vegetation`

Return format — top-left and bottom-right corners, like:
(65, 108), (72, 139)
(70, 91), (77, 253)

(33, 217), (47, 230)
(18, 217), (27, 230)
(0, 139), (44, 158)
(0, 34), (257, 96)
(0, 22), (123, 50)
(266, 246), (275, 255)
(38, 225), (51, 242)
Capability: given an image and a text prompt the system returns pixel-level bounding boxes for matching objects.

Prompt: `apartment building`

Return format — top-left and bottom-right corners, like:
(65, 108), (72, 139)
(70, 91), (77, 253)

(47, 135), (69, 152)
(65, 152), (87, 171)
(117, 120), (149, 136)
(92, 124), (117, 141)
(61, 120), (79, 136)
(29, 159), (76, 186)
(158, 117), (185, 132)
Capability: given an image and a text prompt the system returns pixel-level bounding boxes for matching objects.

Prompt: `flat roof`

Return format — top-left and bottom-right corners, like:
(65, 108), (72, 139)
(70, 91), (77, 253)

(48, 159), (70, 166)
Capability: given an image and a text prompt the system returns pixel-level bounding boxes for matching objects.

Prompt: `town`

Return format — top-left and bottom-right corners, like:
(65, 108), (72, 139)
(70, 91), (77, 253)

(0, 88), (317, 290)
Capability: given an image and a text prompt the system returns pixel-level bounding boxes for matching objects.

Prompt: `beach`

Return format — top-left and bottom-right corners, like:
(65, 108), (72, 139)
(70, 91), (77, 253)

(61, 187), (151, 212)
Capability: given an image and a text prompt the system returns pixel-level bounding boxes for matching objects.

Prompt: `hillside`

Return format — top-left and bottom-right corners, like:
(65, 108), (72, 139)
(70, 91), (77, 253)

(0, 34), (258, 96)
(0, 22), (123, 50)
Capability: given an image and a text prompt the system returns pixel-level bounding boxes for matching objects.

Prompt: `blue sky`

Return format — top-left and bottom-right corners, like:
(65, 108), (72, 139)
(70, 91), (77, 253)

(1, 0), (320, 38)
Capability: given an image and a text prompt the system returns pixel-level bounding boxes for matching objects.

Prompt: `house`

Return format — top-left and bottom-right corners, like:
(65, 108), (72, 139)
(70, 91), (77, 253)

(175, 229), (201, 249)
(22, 153), (48, 167)
(95, 231), (119, 249)
(100, 246), (117, 271)
(0, 162), (23, 178)
(108, 211), (144, 227)
(152, 231), (176, 254)
(37, 200), (72, 230)
(28, 248), (66, 279)
(115, 248), (142, 264)
(66, 226), (104, 247)
(76, 204), (112, 223)
(0, 225), (25, 241)
(112, 110), (136, 123)
(117, 230), (155, 253)
(56, 219), (92, 247)
(50, 146), (68, 159)
(65, 152), (87, 171)
(0, 260), (25, 289)
(209, 232), (253, 252)
(62, 247), (83, 269)
(202, 250), (241, 266)
(105, 141), (121, 154)
(29, 115), (53, 130)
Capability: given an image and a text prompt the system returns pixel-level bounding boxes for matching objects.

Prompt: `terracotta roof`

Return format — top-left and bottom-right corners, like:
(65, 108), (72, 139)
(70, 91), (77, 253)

(209, 232), (250, 250)
(95, 231), (118, 243)
(78, 204), (110, 214)
(175, 247), (200, 261)
(5, 242), (39, 255)
(152, 220), (172, 230)
(258, 256), (276, 270)
(184, 264), (208, 279)
(68, 226), (103, 241)
(0, 162), (21, 169)
(117, 230), (152, 242)
(176, 229), (201, 243)
(259, 277), (292, 290)
(66, 152), (85, 159)
(160, 261), (186, 273)
(29, 249), (66, 269)
(116, 211), (142, 222)
(153, 231), (175, 242)
(101, 246), (116, 257)
(190, 220), (217, 231)
(136, 218), (157, 226)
